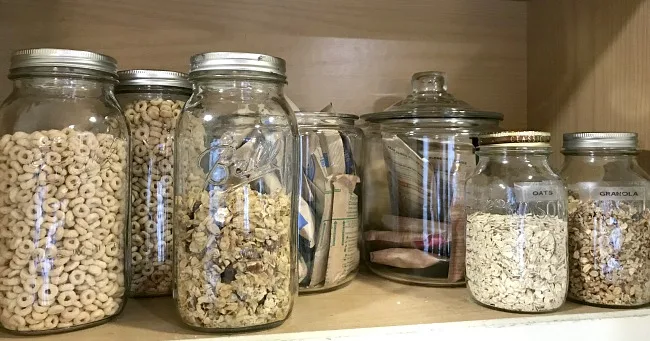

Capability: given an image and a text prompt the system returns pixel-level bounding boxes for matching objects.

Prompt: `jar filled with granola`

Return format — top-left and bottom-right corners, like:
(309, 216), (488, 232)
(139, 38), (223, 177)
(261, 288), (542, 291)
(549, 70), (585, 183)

(361, 71), (502, 286)
(115, 70), (191, 297)
(296, 112), (363, 293)
(173, 52), (297, 331)
(561, 132), (650, 307)
(465, 131), (568, 313)
(0, 49), (129, 334)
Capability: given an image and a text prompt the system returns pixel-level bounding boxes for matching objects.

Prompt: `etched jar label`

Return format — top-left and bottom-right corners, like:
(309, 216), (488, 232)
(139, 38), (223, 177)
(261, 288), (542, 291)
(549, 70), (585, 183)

(591, 186), (645, 201)
(514, 181), (562, 202)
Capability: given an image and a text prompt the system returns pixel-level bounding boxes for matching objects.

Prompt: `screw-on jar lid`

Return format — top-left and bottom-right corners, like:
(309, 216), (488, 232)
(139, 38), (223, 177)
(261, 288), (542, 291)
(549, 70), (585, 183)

(10, 48), (117, 75)
(562, 132), (638, 151)
(364, 71), (503, 122)
(189, 52), (286, 77)
(117, 69), (191, 89)
(479, 131), (551, 147)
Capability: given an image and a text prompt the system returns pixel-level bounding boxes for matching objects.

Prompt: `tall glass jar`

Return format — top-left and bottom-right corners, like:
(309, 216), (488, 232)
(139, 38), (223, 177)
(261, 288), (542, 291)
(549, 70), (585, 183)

(296, 112), (363, 293)
(560, 132), (650, 307)
(115, 70), (191, 297)
(0, 49), (129, 334)
(174, 52), (297, 332)
(361, 71), (502, 286)
(465, 131), (568, 313)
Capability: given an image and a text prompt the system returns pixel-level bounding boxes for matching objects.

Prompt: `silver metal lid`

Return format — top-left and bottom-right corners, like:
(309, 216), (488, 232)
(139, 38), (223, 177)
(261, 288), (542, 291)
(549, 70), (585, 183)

(10, 48), (117, 75)
(117, 69), (191, 89)
(563, 132), (638, 150)
(189, 52), (286, 77)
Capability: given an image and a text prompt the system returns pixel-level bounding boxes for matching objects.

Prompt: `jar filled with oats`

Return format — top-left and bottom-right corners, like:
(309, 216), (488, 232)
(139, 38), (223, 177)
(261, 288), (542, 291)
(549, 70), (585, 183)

(0, 48), (129, 334)
(560, 132), (650, 307)
(115, 70), (191, 297)
(465, 131), (568, 313)
(173, 52), (297, 332)
(296, 112), (363, 293)
(361, 71), (502, 286)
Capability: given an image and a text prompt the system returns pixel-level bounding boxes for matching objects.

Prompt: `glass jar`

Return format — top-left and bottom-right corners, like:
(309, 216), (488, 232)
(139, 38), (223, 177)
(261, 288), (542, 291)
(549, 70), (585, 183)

(115, 70), (191, 297)
(173, 52), (297, 332)
(361, 71), (502, 286)
(560, 132), (650, 307)
(295, 112), (363, 293)
(0, 49), (129, 334)
(465, 131), (568, 313)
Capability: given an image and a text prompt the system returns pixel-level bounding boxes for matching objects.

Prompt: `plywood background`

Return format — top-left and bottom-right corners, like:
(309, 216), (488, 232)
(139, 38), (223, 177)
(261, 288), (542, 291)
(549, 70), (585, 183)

(528, 0), (650, 168)
(0, 0), (527, 129)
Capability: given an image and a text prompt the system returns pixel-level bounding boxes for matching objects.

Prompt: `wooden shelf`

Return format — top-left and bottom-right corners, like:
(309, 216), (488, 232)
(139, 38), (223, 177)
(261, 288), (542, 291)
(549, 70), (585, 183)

(2, 272), (648, 340)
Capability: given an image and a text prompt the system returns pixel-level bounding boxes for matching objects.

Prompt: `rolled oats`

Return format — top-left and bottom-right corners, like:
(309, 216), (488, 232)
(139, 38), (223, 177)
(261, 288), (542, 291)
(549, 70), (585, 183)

(466, 212), (568, 312)
(567, 195), (650, 306)
(175, 185), (292, 329)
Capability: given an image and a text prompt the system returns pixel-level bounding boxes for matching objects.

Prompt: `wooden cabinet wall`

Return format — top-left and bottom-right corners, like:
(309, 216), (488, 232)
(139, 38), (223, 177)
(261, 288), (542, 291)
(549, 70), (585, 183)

(528, 0), (650, 168)
(0, 0), (526, 129)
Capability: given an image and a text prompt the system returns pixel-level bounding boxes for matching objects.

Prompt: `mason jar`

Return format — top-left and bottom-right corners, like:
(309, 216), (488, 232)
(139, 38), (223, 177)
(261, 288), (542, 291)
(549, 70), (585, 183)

(466, 131), (568, 313)
(361, 71), (502, 286)
(561, 132), (650, 307)
(0, 49), (129, 334)
(295, 112), (362, 293)
(115, 70), (191, 297)
(173, 52), (297, 331)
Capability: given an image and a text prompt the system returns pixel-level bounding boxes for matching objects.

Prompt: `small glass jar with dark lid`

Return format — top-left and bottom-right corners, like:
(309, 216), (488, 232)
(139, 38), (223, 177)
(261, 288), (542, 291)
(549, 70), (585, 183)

(115, 70), (191, 297)
(466, 131), (568, 313)
(561, 132), (650, 307)
(361, 71), (502, 286)
(295, 112), (363, 293)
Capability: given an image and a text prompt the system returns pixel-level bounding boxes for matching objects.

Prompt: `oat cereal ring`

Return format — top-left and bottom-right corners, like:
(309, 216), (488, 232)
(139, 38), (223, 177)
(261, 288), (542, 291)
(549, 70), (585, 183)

(63, 237), (81, 251)
(37, 284), (58, 303)
(31, 310), (47, 321)
(72, 203), (90, 218)
(47, 304), (64, 315)
(44, 151), (62, 165)
(16, 292), (35, 308)
(65, 175), (81, 189)
(44, 315), (58, 329)
(134, 126), (150, 140)
(7, 169), (18, 183)
(73, 311), (90, 324)
(94, 228), (109, 240)
(60, 306), (80, 320)
(8, 315), (26, 328)
(67, 163), (84, 176)
(42, 197), (61, 213)
(16, 149), (34, 165)
(79, 289), (97, 306)
(69, 270), (86, 285)
(135, 100), (148, 112)
(11, 221), (30, 238)
(79, 183), (96, 198)
(100, 168), (115, 182)
(57, 291), (78, 307)
(54, 186), (69, 200)
(109, 177), (122, 191)
(16, 240), (35, 255)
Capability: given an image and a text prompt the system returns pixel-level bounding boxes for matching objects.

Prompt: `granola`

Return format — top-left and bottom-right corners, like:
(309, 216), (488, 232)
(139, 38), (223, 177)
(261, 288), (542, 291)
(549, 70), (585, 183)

(175, 185), (292, 329)
(568, 195), (650, 306)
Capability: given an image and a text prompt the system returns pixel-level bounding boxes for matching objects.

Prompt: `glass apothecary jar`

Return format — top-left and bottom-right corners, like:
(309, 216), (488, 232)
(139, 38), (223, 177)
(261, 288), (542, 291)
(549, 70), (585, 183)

(361, 71), (502, 286)
(0, 49), (129, 334)
(115, 70), (191, 297)
(173, 52), (297, 332)
(560, 132), (650, 307)
(466, 131), (568, 313)
(296, 112), (362, 293)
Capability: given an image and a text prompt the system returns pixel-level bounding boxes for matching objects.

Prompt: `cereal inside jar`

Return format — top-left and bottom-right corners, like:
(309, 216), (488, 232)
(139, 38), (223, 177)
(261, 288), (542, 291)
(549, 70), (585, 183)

(0, 48), (129, 334)
(465, 131), (569, 313)
(116, 70), (192, 297)
(173, 52), (297, 332)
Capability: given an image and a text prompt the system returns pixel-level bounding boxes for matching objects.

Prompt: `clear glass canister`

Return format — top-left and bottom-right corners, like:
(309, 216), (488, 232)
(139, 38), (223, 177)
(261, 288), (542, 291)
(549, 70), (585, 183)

(361, 71), (502, 286)
(174, 52), (297, 331)
(115, 70), (191, 297)
(296, 112), (363, 293)
(0, 49), (129, 334)
(465, 131), (568, 313)
(561, 132), (650, 307)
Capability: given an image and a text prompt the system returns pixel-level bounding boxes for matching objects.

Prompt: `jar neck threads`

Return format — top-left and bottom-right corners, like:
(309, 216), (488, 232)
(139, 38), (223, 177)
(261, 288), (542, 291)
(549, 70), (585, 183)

(10, 75), (114, 98)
